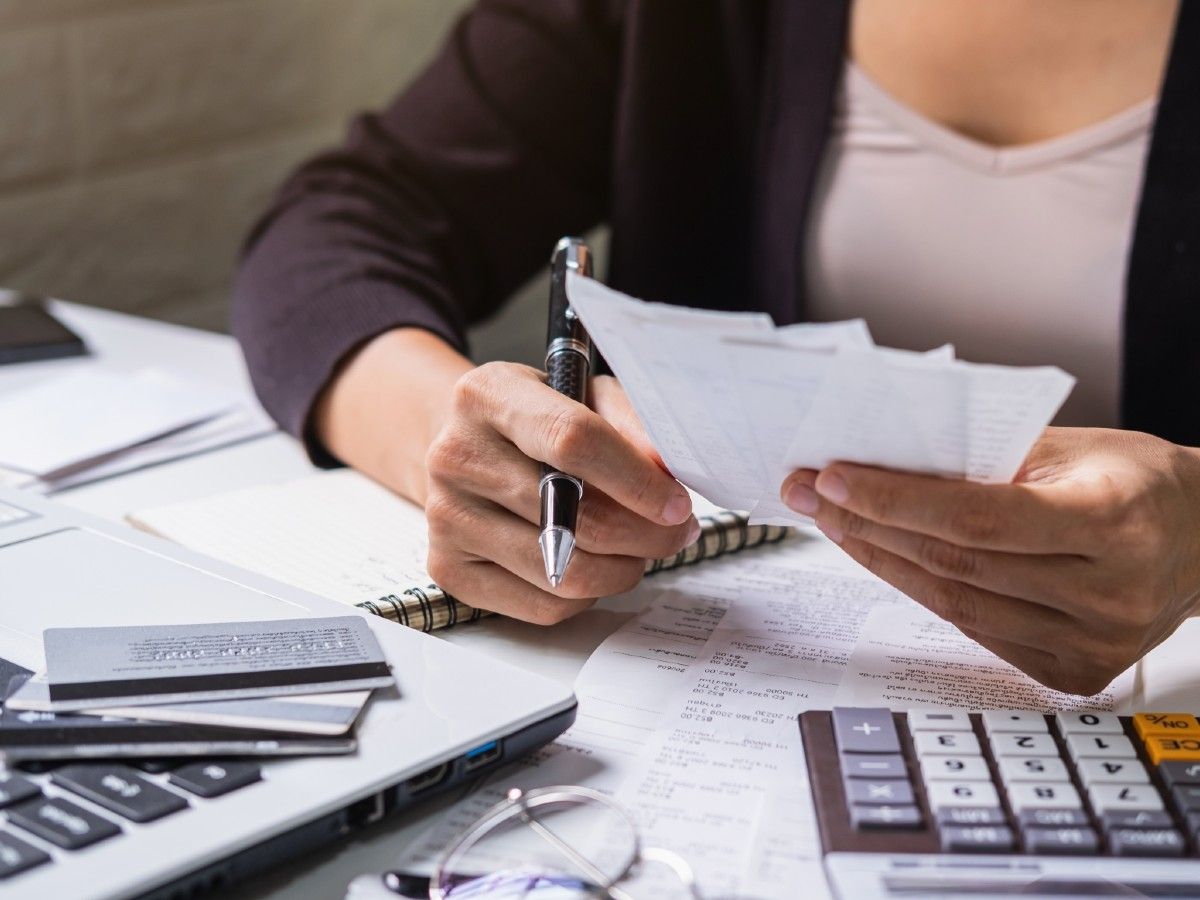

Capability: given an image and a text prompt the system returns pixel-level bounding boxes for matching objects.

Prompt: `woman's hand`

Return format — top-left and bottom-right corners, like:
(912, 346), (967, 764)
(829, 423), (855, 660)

(781, 426), (1200, 695)
(423, 363), (697, 624)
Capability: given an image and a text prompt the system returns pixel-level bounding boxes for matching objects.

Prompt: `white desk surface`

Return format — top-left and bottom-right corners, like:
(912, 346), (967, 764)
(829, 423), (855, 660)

(22, 302), (1200, 898)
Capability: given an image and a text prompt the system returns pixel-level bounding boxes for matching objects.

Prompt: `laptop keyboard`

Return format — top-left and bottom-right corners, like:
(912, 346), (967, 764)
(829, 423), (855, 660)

(0, 760), (261, 880)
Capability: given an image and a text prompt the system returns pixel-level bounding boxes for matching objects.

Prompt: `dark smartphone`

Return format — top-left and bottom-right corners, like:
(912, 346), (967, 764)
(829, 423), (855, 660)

(0, 297), (87, 365)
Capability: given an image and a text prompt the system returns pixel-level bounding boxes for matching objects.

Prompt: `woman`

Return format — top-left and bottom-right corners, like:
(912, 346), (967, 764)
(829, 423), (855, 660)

(232, 0), (1198, 695)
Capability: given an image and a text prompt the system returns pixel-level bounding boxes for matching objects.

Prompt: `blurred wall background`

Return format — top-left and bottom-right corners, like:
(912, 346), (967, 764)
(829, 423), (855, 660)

(0, 0), (560, 365)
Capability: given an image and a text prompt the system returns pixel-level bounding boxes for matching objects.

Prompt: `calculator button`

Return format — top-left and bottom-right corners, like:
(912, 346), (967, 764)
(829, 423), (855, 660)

(832, 708), (900, 754)
(1088, 784), (1164, 814)
(1006, 782), (1082, 813)
(1076, 758), (1148, 786)
(1187, 811), (1200, 839)
(913, 731), (981, 757)
(51, 765), (188, 823)
(982, 711), (1048, 734)
(920, 756), (991, 782)
(1109, 827), (1186, 857)
(907, 710), (973, 732)
(844, 779), (914, 806)
(1160, 760), (1200, 788)
(841, 754), (906, 779)
(0, 830), (50, 880)
(1065, 732), (1137, 761)
(1101, 810), (1174, 831)
(1171, 785), (1200, 814)
(1056, 711), (1123, 736)
(1017, 808), (1090, 828)
(1133, 712), (1200, 740)
(997, 756), (1069, 784)
(989, 734), (1058, 757)
(849, 804), (922, 830)
(936, 807), (1007, 827)
(1144, 736), (1200, 765)
(6, 796), (120, 850)
(1023, 826), (1099, 855)
(0, 773), (40, 809)
(940, 825), (1015, 853)
(927, 781), (1000, 812)
(168, 761), (261, 798)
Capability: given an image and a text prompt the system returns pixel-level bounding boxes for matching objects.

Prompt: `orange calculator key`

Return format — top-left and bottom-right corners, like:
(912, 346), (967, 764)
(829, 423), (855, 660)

(1133, 712), (1200, 740)
(1144, 735), (1200, 765)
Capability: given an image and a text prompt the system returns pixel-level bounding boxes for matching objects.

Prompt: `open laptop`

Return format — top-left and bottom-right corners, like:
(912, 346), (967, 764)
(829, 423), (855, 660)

(0, 486), (577, 899)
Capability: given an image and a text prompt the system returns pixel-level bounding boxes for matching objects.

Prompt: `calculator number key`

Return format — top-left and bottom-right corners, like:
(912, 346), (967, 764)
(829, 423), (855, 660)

(1065, 732), (1137, 761)
(1077, 758), (1148, 786)
(1007, 782), (1082, 813)
(914, 731), (981, 757)
(997, 756), (1069, 784)
(927, 781), (1000, 812)
(989, 733), (1057, 757)
(1056, 711), (1123, 736)
(1088, 784), (1164, 814)
(920, 756), (991, 782)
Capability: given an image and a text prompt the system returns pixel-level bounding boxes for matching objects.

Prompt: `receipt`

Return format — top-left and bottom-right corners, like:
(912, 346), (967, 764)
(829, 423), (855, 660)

(566, 273), (1075, 524)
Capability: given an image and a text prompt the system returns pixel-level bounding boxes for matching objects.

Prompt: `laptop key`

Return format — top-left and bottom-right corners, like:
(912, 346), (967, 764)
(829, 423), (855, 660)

(7, 796), (120, 850)
(169, 761), (261, 798)
(0, 772), (40, 808)
(52, 765), (187, 823)
(0, 830), (50, 879)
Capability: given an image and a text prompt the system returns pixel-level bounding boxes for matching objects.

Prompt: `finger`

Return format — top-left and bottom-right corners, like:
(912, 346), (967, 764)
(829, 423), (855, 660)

(784, 464), (1100, 554)
(807, 506), (1091, 614)
(429, 554), (596, 626)
(591, 374), (665, 469)
(462, 366), (692, 526)
(827, 531), (1075, 650)
(430, 492), (647, 601)
(435, 434), (698, 558)
(956, 627), (1071, 694)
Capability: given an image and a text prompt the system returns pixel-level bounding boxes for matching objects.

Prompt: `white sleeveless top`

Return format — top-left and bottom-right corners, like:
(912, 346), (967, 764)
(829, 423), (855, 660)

(805, 62), (1158, 427)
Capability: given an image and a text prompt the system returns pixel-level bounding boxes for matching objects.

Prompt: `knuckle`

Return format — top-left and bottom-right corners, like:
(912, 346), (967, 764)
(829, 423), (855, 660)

(541, 407), (594, 472)
(917, 536), (978, 582)
(841, 512), (871, 540)
(425, 431), (470, 480)
(948, 497), (1004, 544)
(930, 581), (978, 631)
(424, 549), (459, 592)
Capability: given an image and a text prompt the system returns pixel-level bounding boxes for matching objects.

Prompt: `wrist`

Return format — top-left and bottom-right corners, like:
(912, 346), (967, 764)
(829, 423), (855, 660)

(314, 328), (472, 503)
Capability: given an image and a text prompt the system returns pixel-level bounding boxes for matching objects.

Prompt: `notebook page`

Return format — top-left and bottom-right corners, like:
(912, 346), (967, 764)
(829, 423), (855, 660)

(128, 469), (430, 605)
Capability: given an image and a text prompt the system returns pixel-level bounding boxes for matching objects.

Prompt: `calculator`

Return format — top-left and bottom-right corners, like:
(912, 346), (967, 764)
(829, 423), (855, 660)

(799, 707), (1200, 898)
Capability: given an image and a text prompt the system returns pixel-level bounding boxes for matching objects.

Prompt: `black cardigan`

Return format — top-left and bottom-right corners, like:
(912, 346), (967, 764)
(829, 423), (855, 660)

(231, 0), (1200, 454)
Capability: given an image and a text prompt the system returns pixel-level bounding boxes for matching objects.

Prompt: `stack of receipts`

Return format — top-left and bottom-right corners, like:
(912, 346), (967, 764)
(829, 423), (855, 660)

(566, 273), (1075, 524)
(0, 366), (270, 493)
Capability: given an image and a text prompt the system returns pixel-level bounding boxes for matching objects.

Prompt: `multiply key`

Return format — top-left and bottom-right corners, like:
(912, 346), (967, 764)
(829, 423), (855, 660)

(844, 779), (914, 806)
(0, 772), (39, 809)
(832, 708), (900, 754)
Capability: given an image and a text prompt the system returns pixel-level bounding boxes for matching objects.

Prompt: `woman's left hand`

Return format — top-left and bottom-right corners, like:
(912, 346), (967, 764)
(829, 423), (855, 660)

(781, 426), (1200, 695)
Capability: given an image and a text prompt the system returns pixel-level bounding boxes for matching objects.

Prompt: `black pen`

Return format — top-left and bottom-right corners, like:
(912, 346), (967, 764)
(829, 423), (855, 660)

(539, 237), (593, 588)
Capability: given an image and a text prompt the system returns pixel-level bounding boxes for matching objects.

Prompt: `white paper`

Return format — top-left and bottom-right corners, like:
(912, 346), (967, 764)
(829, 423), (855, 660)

(130, 469), (433, 606)
(566, 273), (1075, 525)
(0, 367), (236, 477)
(834, 602), (1137, 713)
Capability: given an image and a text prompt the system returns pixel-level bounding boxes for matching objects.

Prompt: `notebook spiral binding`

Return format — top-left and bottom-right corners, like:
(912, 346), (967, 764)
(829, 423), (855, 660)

(356, 512), (789, 632)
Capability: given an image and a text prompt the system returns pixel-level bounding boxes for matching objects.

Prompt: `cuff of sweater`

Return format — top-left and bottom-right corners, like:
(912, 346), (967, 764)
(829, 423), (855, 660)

(234, 282), (467, 469)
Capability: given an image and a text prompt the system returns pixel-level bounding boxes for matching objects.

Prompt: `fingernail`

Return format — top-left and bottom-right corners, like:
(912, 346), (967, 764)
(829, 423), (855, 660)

(685, 516), (702, 545)
(816, 472), (849, 504)
(662, 492), (692, 525)
(784, 483), (820, 515)
(816, 520), (844, 544)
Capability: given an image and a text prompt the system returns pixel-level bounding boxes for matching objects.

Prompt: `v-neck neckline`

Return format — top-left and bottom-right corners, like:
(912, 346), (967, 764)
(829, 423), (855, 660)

(845, 61), (1158, 176)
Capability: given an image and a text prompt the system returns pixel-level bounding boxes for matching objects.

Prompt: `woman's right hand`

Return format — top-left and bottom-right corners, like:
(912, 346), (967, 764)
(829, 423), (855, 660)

(315, 328), (698, 626)
(423, 361), (698, 624)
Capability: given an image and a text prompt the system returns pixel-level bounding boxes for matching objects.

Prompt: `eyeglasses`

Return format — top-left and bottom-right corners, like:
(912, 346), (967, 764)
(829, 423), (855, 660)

(353, 785), (702, 899)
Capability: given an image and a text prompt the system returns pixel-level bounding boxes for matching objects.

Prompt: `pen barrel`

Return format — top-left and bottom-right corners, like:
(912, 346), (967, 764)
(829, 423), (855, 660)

(545, 346), (589, 405)
(546, 237), (593, 355)
(539, 468), (582, 531)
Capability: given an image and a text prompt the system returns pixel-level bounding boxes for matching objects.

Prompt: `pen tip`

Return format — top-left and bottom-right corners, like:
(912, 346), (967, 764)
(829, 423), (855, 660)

(539, 527), (576, 589)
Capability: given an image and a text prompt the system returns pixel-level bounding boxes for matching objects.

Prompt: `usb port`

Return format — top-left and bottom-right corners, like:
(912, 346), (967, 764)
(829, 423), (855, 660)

(463, 740), (501, 771)
(404, 762), (450, 795)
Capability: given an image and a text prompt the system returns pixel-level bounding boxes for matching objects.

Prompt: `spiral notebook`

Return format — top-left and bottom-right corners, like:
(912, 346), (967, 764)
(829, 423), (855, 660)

(127, 469), (788, 633)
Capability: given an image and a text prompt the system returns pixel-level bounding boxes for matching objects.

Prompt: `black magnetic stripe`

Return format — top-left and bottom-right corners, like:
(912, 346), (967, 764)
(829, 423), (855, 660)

(47, 662), (392, 702)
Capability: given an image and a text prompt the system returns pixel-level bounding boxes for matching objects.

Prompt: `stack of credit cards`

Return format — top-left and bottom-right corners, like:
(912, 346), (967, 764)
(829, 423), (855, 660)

(0, 616), (394, 763)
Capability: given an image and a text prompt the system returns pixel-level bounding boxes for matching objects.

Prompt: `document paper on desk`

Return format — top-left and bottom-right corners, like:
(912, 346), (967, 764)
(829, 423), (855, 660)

(566, 273), (1075, 524)
(395, 535), (1132, 899)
